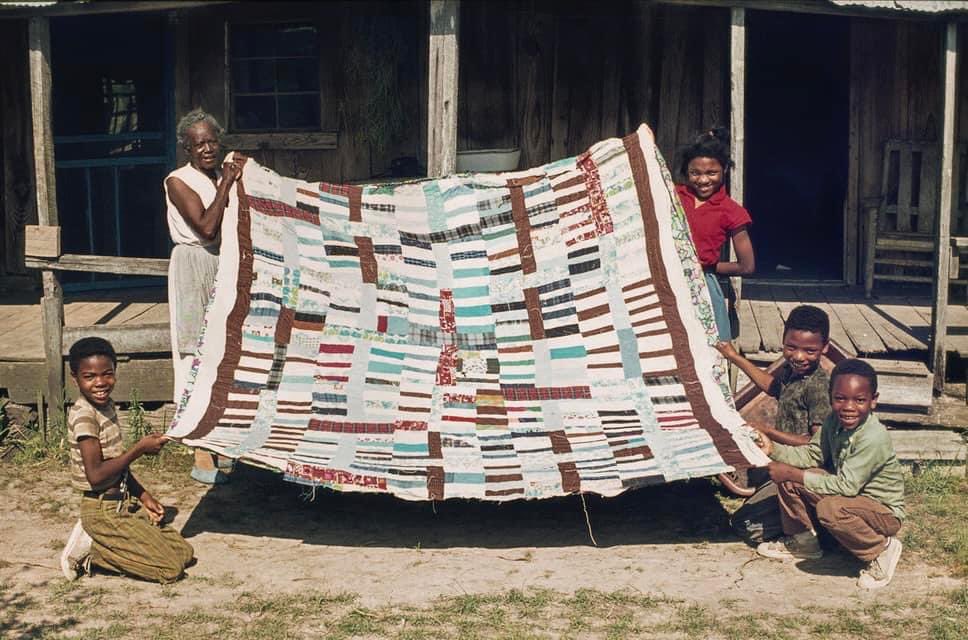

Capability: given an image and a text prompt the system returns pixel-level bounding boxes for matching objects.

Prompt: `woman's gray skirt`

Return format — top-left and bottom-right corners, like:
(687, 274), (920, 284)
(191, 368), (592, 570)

(168, 243), (219, 356)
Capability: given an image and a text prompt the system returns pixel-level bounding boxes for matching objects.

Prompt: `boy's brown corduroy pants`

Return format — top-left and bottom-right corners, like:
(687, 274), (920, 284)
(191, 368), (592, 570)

(776, 474), (901, 562)
(80, 494), (194, 584)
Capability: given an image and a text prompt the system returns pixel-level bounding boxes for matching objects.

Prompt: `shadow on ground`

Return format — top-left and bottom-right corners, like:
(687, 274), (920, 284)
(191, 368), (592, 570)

(180, 464), (740, 549)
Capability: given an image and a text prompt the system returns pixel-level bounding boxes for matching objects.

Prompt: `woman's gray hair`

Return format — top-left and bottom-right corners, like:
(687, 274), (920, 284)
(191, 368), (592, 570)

(176, 108), (224, 148)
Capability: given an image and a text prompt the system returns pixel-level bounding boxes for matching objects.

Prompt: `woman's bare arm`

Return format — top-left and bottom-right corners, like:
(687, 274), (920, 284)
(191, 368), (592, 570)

(166, 162), (241, 241)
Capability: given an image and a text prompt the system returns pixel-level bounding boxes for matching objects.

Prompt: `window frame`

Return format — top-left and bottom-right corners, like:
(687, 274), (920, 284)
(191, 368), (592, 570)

(224, 19), (329, 138)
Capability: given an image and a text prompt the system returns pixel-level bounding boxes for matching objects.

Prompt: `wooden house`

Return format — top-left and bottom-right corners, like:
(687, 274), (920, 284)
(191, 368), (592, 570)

(1, 0), (967, 410)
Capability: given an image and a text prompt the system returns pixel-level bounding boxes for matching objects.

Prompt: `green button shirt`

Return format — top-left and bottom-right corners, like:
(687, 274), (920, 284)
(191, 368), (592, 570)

(771, 413), (905, 520)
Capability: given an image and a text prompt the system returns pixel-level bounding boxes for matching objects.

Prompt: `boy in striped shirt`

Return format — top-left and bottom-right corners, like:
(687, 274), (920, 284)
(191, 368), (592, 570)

(60, 337), (194, 583)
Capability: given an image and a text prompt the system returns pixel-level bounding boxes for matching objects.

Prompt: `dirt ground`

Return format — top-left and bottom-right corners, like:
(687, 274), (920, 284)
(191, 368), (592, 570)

(0, 451), (963, 638)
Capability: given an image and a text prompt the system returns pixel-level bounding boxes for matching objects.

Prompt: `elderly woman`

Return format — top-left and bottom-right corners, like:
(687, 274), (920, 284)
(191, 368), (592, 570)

(165, 108), (240, 484)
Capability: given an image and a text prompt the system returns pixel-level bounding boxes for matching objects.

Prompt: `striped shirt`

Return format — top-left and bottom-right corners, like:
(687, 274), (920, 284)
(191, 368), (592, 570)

(67, 395), (125, 492)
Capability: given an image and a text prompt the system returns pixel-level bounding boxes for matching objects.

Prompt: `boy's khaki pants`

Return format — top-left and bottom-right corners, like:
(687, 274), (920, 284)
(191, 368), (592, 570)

(776, 474), (900, 562)
(81, 494), (194, 584)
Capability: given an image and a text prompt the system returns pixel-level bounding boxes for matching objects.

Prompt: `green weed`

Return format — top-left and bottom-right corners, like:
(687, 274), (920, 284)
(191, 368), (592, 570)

(903, 463), (968, 576)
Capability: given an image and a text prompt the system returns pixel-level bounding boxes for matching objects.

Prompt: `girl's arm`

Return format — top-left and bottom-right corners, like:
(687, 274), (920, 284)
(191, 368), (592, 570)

(165, 162), (241, 241)
(714, 228), (755, 276)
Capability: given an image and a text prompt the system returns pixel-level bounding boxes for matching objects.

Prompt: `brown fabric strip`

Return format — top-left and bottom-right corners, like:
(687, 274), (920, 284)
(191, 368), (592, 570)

(274, 306), (294, 345)
(558, 462), (581, 493)
(427, 466), (444, 500)
(187, 155), (252, 440)
(354, 235), (378, 284)
(509, 183), (536, 274)
(348, 185), (363, 222)
(622, 133), (746, 469)
(524, 287), (545, 340)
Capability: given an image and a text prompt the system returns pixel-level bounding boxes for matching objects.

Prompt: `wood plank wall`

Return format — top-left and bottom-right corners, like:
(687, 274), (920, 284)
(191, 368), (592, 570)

(184, 1), (426, 183)
(457, 1), (729, 173)
(851, 18), (944, 262)
(0, 18), (38, 285)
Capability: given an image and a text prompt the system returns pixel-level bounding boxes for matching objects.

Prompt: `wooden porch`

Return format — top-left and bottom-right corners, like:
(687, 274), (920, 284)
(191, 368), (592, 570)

(737, 282), (968, 358)
(0, 287), (173, 404)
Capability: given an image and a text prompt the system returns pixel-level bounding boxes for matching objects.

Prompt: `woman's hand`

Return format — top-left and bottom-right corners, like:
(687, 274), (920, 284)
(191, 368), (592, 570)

(221, 161), (242, 184)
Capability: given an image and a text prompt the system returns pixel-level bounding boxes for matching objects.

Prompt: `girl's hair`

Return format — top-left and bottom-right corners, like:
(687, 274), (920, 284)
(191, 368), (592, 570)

(679, 127), (733, 178)
(176, 108), (224, 149)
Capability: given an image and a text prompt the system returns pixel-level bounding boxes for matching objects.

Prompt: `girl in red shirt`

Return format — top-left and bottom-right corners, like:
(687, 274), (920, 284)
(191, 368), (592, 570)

(675, 128), (756, 340)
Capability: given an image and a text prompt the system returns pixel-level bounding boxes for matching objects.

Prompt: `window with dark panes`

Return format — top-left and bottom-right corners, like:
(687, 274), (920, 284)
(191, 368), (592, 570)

(230, 23), (321, 131)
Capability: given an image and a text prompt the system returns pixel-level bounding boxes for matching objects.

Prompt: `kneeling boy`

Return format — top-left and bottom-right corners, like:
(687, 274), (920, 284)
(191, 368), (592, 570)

(717, 305), (832, 543)
(756, 359), (905, 589)
(61, 337), (194, 583)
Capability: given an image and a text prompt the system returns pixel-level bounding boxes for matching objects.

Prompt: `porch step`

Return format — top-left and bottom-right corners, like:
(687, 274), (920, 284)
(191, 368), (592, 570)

(889, 429), (966, 462)
(862, 358), (933, 413)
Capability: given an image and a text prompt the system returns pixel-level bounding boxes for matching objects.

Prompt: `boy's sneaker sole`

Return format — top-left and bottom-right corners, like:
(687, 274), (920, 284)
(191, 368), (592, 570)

(60, 520), (92, 581)
(858, 537), (902, 589)
(756, 537), (824, 561)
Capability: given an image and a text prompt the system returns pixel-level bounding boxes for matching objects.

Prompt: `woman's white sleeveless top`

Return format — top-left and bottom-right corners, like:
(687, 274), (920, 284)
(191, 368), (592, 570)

(164, 163), (219, 247)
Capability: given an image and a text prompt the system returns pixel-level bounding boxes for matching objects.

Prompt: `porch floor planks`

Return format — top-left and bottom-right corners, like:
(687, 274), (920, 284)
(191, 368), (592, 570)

(867, 297), (929, 351)
(792, 286), (854, 353)
(736, 298), (762, 353)
(822, 289), (886, 355)
(856, 304), (910, 352)
(745, 283), (785, 351)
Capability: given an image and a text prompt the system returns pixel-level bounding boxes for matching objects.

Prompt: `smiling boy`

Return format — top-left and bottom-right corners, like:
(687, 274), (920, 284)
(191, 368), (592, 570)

(60, 337), (194, 583)
(717, 305), (832, 446)
(755, 359), (905, 589)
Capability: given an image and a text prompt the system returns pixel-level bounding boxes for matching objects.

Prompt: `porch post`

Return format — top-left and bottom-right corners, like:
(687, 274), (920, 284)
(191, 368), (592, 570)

(427, 0), (460, 177)
(28, 16), (65, 424)
(727, 7), (746, 389)
(930, 22), (958, 395)
(729, 8), (745, 302)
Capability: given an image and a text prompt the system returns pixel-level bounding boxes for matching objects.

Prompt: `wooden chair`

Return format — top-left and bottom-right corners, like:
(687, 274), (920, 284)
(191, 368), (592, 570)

(864, 140), (939, 298)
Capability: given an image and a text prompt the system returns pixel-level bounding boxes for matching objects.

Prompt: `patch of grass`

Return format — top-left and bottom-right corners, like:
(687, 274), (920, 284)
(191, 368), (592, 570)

(903, 464), (968, 576)
(13, 408), (69, 465)
(7, 584), (968, 640)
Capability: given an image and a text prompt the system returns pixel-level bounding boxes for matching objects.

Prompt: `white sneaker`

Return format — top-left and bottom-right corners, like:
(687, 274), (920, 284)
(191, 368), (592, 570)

(858, 537), (902, 589)
(60, 519), (92, 581)
(756, 534), (824, 561)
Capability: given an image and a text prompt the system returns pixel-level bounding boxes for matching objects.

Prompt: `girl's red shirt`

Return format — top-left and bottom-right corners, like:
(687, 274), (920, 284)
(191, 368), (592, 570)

(675, 183), (752, 269)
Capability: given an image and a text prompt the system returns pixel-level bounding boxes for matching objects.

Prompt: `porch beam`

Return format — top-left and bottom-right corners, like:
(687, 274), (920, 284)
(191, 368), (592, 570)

(25, 254), (170, 277)
(930, 22), (958, 395)
(427, 0), (460, 177)
(28, 15), (64, 420)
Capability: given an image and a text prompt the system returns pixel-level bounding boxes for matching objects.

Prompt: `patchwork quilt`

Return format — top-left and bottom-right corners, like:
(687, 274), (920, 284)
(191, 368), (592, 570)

(167, 124), (769, 501)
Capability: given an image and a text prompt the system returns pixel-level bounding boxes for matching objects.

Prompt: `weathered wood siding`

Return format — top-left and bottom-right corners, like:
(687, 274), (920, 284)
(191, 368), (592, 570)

(851, 18), (944, 266)
(457, 1), (729, 174)
(0, 18), (38, 286)
(182, 1), (426, 183)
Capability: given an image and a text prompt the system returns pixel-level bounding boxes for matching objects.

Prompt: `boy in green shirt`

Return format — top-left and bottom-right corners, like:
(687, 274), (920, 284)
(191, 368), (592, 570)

(755, 359), (905, 589)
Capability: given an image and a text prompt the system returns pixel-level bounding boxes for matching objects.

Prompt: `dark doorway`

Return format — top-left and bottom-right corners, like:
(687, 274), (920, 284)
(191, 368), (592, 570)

(745, 11), (849, 281)
(51, 14), (174, 289)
